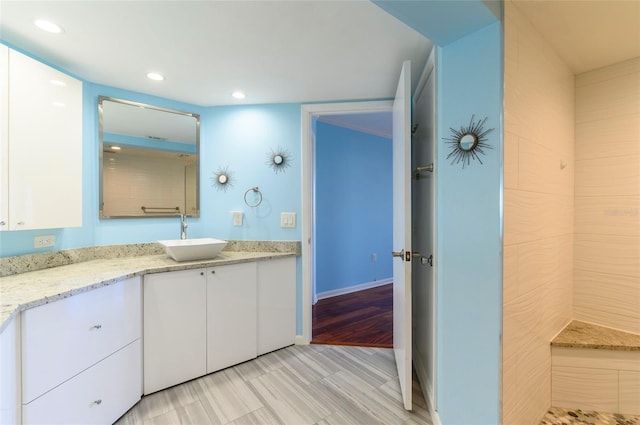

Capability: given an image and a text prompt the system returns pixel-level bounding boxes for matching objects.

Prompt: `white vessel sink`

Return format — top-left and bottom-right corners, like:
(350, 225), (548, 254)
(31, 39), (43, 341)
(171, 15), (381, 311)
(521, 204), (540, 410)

(158, 238), (228, 262)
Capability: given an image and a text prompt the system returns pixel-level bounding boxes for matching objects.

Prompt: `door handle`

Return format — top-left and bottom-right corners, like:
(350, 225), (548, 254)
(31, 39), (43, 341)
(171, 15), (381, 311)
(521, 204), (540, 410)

(391, 249), (405, 258)
(392, 250), (421, 262)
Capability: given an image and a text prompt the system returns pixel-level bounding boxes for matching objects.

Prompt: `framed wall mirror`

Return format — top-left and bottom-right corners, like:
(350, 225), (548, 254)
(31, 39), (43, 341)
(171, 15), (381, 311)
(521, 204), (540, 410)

(98, 96), (200, 218)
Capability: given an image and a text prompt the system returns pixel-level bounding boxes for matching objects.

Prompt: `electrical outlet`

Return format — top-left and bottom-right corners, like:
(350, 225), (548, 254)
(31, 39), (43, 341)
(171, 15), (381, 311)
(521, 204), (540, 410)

(371, 253), (377, 263)
(34, 235), (55, 248)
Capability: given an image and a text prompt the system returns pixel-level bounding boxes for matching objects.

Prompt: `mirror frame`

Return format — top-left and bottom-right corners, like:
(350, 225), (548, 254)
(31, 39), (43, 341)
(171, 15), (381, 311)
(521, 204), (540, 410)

(98, 95), (201, 219)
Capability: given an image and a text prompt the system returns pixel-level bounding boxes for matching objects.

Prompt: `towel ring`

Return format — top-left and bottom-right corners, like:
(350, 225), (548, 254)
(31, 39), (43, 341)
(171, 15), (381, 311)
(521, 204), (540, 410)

(244, 186), (263, 208)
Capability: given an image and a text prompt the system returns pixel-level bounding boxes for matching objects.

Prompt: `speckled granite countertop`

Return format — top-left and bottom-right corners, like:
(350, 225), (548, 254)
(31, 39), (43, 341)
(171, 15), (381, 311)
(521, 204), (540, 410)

(551, 320), (640, 352)
(0, 241), (300, 334)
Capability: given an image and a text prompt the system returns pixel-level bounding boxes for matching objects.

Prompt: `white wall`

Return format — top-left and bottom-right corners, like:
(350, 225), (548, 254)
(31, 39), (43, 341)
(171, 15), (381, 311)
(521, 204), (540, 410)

(502, 1), (576, 423)
(574, 58), (640, 334)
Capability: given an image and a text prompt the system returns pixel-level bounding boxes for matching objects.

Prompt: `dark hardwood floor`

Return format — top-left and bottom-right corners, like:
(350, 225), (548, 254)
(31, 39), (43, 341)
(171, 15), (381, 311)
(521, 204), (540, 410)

(312, 283), (393, 348)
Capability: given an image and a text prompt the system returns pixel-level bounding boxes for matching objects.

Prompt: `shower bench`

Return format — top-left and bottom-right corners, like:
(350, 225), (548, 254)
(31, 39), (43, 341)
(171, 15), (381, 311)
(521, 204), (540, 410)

(550, 320), (640, 415)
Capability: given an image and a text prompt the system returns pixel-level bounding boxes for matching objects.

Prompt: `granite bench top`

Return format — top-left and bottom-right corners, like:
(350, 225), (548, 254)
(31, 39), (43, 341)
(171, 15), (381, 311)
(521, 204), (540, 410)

(0, 241), (300, 334)
(551, 320), (640, 352)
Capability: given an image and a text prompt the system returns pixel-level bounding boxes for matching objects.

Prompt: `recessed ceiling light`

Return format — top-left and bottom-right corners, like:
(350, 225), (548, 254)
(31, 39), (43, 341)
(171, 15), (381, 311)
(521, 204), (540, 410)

(232, 91), (246, 100)
(34, 19), (64, 34)
(146, 72), (165, 81)
(110, 146), (121, 151)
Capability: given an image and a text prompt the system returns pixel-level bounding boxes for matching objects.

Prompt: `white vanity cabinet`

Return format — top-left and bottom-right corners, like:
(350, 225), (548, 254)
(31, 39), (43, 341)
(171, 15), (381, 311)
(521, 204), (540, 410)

(206, 262), (257, 373)
(21, 278), (142, 425)
(1, 47), (82, 231)
(143, 257), (296, 393)
(144, 263), (259, 392)
(257, 257), (296, 355)
(0, 316), (20, 425)
(143, 268), (207, 395)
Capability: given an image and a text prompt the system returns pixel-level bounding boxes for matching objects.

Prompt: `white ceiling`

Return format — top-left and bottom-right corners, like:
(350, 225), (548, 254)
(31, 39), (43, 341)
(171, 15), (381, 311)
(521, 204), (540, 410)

(0, 1), (432, 107)
(318, 112), (392, 139)
(513, 0), (640, 75)
(3, 1), (636, 138)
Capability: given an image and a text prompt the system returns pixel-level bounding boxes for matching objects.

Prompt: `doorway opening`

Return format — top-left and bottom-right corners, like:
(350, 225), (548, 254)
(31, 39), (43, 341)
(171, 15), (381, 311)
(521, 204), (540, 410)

(301, 101), (393, 347)
(310, 112), (394, 347)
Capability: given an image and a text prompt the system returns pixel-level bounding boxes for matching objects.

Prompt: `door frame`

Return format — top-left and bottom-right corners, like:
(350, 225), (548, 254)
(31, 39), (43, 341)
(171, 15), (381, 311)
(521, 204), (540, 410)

(299, 100), (393, 344)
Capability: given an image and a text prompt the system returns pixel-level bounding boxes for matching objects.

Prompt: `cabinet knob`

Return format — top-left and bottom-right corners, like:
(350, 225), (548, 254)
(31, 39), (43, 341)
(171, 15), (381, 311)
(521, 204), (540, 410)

(91, 399), (103, 406)
(0, 220), (5, 226)
(17, 221), (25, 226)
(90, 324), (102, 330)
(200, 271), (204, 276)
(211, 270), (215, 274)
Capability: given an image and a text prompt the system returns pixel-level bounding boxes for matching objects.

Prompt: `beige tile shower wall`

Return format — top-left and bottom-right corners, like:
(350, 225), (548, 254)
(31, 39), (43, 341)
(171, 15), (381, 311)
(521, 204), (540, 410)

(574, 58), (640, 334)
(503, 2), (576, 424)
(103, 151), (186, 216)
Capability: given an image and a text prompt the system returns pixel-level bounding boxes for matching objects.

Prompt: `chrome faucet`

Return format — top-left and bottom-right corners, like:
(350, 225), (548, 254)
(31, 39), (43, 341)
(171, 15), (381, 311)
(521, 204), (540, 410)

(179, 214), (188, 240)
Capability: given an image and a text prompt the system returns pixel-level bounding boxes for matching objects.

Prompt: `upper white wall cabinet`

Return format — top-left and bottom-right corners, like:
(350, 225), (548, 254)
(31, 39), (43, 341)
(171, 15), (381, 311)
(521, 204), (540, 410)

(2, 48), (83, 231)
(0, 45), (9, 231)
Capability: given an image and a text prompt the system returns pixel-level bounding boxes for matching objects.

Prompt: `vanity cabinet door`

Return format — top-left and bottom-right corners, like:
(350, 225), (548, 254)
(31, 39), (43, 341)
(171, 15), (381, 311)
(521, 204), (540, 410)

(257, 257), (296, 355)
(21, 278), (141, 405)
(0, 44), (8, 231)
(22, 340), (141, 425)
(144, 268), (207, 394)
(206, 262), (257, 373)
(7, 49), (82, 230)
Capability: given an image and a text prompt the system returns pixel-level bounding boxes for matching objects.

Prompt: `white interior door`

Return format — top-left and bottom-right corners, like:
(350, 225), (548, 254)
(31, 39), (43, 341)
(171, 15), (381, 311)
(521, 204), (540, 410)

(392, 60), (412, 411)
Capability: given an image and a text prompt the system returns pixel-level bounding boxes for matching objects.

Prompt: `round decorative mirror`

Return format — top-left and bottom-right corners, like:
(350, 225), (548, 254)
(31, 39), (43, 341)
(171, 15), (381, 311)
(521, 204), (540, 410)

(459, 133), (478, 151)
(212, 166), (233, 191)
(444, 115), (494, 168)
(267, 148), (291, 173)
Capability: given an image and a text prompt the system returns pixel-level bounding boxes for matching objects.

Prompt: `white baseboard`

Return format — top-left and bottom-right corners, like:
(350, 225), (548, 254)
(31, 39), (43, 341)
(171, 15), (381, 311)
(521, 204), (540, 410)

(295, 335), (310, 345)
(315, 278), (392, 301)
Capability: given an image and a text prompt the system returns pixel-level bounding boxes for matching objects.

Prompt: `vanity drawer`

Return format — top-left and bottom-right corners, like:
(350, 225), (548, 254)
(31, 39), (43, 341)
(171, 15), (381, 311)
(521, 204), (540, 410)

(22, 340), (141, 425)
(21, 277), (141, 404)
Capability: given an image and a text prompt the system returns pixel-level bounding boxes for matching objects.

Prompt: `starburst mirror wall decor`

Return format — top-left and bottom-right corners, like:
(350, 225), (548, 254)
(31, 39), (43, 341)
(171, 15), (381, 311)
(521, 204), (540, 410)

(212, 166), (233, 191)
(267, 147), (292, 174)
(444, 115), (494, 169)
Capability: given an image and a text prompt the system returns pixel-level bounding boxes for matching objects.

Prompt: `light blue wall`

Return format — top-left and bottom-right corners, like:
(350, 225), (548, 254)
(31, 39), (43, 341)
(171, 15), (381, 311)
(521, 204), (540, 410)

(315, 121), (392, 294)
(373, 0), (499, 46)
(200, 104), (301, 242)
(435, 23), (503, 424)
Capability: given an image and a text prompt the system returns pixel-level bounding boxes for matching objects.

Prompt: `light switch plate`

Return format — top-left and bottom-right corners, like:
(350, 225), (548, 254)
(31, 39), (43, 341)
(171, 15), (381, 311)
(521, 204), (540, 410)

(280, 212), (296, 228)
(232, 211), (244, 226)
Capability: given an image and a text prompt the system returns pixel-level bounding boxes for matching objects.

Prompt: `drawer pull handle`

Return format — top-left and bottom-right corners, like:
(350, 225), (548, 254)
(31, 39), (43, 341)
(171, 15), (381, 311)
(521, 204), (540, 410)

(91, 399), (103, 406)
(90, 324), (102, 330)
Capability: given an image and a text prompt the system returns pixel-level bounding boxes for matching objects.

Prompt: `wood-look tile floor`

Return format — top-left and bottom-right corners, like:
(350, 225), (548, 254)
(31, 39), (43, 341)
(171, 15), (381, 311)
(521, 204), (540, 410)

(116, 344), (433, 425)
(312, 284), (393, 348)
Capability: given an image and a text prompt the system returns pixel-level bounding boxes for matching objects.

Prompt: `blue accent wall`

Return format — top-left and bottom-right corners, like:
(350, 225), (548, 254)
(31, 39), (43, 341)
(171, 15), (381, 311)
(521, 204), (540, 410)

(435, 23), (503, 425)
(315, 121), (392, 294)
